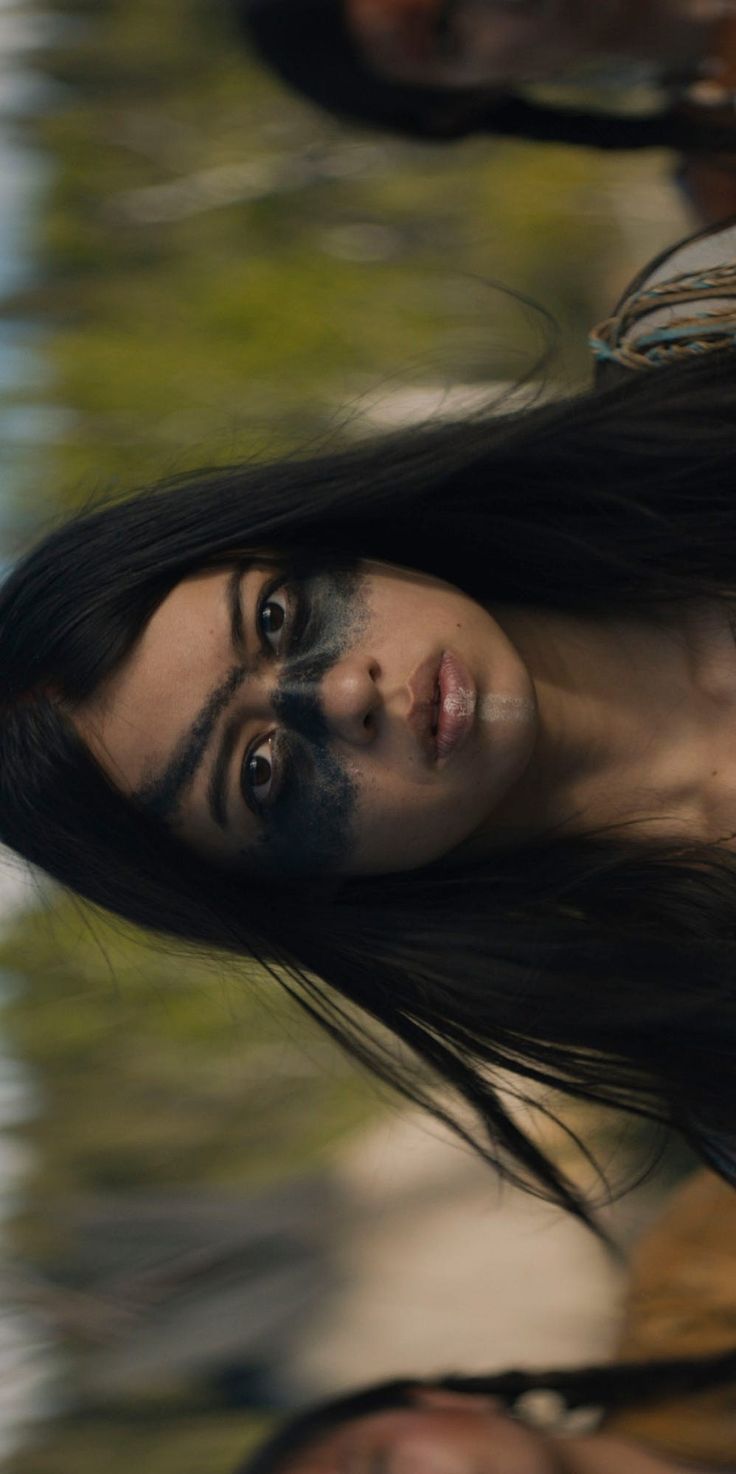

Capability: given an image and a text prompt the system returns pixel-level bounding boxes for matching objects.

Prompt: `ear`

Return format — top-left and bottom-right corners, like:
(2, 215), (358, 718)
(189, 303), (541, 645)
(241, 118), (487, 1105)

(410, 1388), (502, 1416)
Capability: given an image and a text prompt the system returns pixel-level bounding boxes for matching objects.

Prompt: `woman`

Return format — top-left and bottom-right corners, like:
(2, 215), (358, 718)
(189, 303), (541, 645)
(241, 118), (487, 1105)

(235, 1171), (736, 1473)
(234, 1361), (736, 1474)
(5, 222), (736, 1227)
(237, 0), (736, 220)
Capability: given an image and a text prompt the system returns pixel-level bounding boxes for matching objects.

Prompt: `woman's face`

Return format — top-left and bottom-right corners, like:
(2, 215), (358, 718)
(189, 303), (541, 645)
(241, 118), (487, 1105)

(76, 558), (538, 878)
(280, 1391), (562, 1474)
(344, 0), (701, 91)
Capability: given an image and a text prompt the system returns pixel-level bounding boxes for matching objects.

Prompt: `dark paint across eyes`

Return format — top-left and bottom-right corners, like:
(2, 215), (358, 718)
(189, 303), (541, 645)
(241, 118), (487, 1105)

(243, 563), (370, 876)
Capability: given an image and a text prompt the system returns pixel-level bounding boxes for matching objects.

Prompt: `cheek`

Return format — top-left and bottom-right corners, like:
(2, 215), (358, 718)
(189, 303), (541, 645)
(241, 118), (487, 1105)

(346, 708), (537, 875)
(345, 762), (484, 874)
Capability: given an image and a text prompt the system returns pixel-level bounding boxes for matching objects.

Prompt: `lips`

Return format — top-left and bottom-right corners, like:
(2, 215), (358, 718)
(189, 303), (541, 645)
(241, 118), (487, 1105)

(407, 651), (441, 762)
(436, 648), (476, 761)
(407, 649), (476, 764)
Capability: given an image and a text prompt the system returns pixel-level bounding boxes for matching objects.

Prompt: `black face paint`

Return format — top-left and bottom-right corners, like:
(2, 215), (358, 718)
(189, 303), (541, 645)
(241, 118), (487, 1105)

(246, 562), (370, 877)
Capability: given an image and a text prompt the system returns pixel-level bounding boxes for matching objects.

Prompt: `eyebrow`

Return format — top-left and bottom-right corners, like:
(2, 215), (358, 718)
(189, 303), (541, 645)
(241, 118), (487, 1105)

(135, 567), (249, 824)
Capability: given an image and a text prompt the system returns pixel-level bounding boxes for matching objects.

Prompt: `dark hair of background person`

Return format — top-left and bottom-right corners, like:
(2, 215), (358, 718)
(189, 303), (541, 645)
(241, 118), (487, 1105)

(237, 1352), (736, 1474)
(234, 0), (736, 151)
(3, 352), (736, 1231)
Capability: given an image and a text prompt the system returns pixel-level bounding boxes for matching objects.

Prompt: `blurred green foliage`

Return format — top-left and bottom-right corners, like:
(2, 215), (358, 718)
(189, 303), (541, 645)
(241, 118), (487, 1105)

(3, 901), (377, 1230)
(12, 0), (683, 514)
(9, 1411), (266, 1474)
(1, 0), (691, 1468)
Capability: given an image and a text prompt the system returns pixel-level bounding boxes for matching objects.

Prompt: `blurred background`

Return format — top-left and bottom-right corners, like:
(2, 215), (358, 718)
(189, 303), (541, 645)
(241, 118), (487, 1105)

(0, 1), (702, 1469)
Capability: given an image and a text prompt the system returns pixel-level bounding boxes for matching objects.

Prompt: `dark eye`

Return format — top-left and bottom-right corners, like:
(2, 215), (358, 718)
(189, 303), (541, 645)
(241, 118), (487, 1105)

(259, 589), (288, 652)
(245, 736), (275, 805)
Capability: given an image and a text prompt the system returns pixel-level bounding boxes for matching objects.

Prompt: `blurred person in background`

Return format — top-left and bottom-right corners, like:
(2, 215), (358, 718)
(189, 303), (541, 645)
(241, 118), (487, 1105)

(235, 1171), (736, 1474)
(2, 220), (736, 1229)
(238, 0), (736, 222)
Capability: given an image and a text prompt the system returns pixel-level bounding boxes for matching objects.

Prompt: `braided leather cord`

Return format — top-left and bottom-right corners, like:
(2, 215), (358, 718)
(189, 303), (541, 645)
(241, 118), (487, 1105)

(589, 260), (736, 369)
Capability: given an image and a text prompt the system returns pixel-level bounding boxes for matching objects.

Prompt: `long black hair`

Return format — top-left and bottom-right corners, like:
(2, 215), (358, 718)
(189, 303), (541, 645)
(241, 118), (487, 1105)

(234, 0), (736, 151)
(4, 351), (736, 1229)
(237, 1352), (736, 1474)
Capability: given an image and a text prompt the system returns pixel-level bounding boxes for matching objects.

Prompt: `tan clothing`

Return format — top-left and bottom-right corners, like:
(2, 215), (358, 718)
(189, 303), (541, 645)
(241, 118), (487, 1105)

(604, 1171), (736, 1466)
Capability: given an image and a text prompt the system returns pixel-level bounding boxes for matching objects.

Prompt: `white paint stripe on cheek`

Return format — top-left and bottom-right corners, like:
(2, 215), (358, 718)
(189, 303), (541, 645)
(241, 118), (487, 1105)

(478, 694), (534, 723)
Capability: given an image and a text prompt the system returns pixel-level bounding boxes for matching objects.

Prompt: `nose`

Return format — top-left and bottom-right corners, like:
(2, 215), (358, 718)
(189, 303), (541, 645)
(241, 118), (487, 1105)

(318, 655), (381, 747)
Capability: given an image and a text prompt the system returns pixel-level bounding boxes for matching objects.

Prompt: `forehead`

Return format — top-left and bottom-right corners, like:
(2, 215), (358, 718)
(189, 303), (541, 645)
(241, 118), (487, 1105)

(76, 566), (236, 796)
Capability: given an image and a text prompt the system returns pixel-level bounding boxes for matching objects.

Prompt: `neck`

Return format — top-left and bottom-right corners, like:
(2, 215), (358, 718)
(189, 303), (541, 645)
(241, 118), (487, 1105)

(473, 599), (736, 854)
